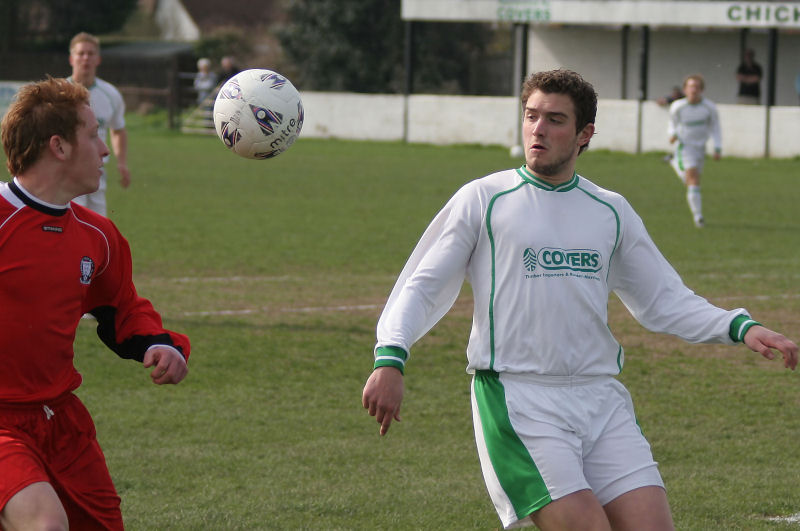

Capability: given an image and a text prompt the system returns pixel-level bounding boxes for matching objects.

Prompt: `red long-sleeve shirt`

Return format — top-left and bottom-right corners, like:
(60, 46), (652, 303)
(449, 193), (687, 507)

(0, 179), (190, 404)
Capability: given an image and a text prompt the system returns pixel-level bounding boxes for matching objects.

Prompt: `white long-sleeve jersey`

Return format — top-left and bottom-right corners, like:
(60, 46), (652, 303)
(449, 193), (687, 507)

(375, 167), (755, 376)
(668, 97), (722, 151)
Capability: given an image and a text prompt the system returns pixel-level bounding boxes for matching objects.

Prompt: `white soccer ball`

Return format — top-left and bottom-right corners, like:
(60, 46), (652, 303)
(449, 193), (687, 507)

(212, 69), (304, 159)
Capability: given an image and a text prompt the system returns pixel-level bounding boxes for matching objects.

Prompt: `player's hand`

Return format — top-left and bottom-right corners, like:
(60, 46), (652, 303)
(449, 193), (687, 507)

(362, 366), (404, 436)
(118, 164), (131, 188)
(143, 346), (188, 384)
(743, 325), (798, 370)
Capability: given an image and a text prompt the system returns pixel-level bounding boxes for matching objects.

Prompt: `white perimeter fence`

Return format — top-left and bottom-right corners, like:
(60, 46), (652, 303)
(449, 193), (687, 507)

(300, 91), (800, 159)
(3, 84), (797, 159)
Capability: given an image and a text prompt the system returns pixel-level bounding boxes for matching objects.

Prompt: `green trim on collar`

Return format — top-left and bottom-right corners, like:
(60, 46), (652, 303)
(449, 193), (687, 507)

(516, 166), (579, 192)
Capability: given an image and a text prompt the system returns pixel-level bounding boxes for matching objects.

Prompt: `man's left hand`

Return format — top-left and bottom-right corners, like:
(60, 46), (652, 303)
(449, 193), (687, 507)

(143, 346), (188, 384)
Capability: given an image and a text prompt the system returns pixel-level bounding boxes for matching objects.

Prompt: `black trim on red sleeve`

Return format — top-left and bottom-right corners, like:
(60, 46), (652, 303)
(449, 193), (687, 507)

(91, 306), (185, 362)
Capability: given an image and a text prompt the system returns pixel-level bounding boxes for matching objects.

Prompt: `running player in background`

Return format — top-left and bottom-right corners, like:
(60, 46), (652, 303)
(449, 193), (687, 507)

(362, 69), (796, 530)
(667, 74), (722, 228)
(68, 32), (130, 216)
(0, 77), (190, 530)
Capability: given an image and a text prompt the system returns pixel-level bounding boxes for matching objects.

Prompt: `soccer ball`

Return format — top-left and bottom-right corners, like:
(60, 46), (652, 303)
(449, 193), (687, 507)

(212, 69), (304, 160)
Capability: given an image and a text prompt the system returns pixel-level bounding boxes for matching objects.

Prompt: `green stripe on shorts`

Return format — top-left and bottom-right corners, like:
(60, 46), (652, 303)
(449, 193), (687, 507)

(473, 370), (551, 519)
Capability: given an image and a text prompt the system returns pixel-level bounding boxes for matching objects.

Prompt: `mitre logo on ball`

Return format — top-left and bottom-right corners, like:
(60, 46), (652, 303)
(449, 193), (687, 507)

(213, 69), (304, 160)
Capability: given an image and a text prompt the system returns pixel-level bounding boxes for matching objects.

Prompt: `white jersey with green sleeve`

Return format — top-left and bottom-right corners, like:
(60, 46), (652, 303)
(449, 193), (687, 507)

(89, 77), (126, 150)
(668, 97), (722, 151)
(69, 76), (126, 152)
(374, 167), (756, 376)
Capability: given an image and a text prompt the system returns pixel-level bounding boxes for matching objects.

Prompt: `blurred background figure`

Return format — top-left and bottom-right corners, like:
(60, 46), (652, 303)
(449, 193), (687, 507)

(657, 85), (684, 107)
(736, 48), (762, 105)
(668, 74), (722, 228)
(193, 57), (218, 104)
(220, 55), (240, 83)
(68, 32), (130, 216)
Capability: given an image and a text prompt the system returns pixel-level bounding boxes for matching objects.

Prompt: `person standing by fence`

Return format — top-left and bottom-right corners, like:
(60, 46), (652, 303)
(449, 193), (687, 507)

(735, 48), (762, 105)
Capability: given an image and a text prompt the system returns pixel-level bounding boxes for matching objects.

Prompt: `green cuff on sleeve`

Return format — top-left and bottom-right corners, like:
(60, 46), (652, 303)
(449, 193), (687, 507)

(729, 314), (761, 342)
(373, 345), (408, 374)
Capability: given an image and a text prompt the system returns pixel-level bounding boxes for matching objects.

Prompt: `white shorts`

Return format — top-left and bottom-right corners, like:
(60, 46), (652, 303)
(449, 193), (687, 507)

(471, 371), (664, 529)
(671, 143), (706, 178)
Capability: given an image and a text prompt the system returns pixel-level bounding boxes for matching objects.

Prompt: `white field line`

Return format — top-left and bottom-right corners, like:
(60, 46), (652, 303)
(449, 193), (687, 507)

(142, 275), (798, 317)
(184, 293), (800, 318)
(171, 275), (295, 283)
(765, 512), (800, 523)
(162, 274), (397, 283)
(715, 293), (800, 302)
(182, 303), (382, 317)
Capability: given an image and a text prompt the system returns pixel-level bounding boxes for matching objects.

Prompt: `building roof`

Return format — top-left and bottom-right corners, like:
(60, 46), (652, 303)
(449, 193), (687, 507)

(402, 0), (800, 29)
(101, 40), (194, 58)
(180, 0), (285, 31)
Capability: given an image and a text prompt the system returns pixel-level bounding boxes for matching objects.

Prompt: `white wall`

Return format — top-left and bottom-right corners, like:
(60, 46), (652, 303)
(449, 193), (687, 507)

(768, 106), (800, 158)
(595, 100), (642, 152)
(301, 91), (800, 159)
(301, 93), (405, 141)
(406, 95), (519, 145)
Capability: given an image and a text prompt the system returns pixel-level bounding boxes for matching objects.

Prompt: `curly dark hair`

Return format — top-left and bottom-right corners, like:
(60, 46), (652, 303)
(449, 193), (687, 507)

(520, 69), (597, 153)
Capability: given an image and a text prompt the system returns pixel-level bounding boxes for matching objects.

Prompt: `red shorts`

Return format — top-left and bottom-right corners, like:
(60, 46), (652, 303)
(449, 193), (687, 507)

(0, 393), (123, 530)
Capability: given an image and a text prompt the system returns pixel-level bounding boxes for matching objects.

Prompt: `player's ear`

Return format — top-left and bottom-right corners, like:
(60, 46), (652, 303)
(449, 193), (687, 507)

(577, 122), (595, 149)
(49, 135), (72, 161)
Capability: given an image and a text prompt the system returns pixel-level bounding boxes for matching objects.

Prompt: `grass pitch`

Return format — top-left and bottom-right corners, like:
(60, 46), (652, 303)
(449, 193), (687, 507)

(7, 115), (800, 529)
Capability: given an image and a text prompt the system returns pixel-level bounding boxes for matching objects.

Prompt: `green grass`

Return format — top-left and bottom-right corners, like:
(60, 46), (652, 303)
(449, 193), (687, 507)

(7, 116), (800, 529)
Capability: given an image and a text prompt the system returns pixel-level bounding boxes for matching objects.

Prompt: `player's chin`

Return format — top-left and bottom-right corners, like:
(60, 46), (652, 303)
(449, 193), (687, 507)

(78, 182), (100, 197)
(524, 152), (546, 169)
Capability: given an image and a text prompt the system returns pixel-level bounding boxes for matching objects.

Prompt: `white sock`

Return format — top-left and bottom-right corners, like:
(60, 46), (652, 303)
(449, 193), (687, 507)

(687, 185), (702, 219)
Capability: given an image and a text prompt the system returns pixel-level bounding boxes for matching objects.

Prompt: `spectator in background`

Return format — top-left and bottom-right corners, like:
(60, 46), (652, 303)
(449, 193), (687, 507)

(220, 55), (240, 83)
(736, 48), (762, 105)
(193, 57), (218, 104)
(657, 85), (684, 107)
(68, 32), (130, 217)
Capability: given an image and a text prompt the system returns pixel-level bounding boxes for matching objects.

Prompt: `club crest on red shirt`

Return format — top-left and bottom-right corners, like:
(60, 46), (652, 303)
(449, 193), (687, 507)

(80, 256), (95, 285)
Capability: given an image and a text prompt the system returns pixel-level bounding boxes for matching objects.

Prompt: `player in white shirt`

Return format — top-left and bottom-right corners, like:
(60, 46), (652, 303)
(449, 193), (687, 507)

(68, 32), (130, 216)
(667, 74), (721, 228)
(362, 69), (797, 530)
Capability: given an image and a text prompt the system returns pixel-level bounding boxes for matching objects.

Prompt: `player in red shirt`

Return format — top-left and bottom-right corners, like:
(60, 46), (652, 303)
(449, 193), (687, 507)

(0, 78), (191, 530)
